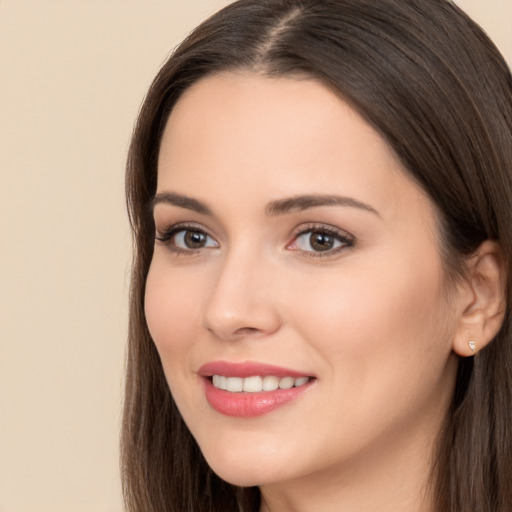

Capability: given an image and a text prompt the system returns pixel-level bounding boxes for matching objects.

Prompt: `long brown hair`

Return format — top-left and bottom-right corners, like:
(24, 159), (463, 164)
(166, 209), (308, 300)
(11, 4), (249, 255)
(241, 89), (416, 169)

(122, 1), (512, 510)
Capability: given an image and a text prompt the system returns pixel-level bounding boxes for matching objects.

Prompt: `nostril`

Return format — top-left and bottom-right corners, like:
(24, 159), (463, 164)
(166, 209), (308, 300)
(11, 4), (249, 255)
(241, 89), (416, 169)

(234, 327), (260, 336)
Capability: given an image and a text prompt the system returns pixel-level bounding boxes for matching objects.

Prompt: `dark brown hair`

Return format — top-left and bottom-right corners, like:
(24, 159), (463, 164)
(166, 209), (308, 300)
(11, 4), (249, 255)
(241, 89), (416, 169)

(122, 1), (512, 510)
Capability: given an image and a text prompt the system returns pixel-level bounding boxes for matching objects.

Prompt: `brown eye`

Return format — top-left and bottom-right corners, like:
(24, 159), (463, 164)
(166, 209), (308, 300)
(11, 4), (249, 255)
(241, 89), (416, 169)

(183, 230), (207, 248)
(309, 231), (335, 252)
(290, 227), (353, 256)
(156, 226), (218, 251)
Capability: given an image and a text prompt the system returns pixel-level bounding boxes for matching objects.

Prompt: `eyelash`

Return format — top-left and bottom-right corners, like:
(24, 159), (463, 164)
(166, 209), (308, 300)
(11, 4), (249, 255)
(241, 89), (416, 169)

(155, 222), (355, 257)
(155, 223), (216, 256)
(288, 223), (355, 258)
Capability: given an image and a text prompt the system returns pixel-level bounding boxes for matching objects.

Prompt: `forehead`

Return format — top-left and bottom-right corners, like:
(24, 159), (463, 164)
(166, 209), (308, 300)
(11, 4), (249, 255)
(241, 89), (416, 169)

(160, 72), (380, 160)
(157, 72), (433, 224)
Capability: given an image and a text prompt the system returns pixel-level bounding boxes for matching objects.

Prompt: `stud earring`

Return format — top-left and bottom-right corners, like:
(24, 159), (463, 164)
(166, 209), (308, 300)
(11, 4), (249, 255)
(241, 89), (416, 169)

(468, 340), (476, 352)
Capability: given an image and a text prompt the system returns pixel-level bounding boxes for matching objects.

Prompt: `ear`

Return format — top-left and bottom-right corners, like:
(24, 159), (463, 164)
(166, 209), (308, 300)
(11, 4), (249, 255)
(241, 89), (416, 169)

(452, 240), (507, 357)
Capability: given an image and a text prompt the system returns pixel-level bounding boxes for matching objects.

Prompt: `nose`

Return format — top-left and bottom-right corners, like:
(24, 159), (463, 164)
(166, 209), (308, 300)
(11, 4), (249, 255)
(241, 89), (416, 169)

(202, 249), (281, 341)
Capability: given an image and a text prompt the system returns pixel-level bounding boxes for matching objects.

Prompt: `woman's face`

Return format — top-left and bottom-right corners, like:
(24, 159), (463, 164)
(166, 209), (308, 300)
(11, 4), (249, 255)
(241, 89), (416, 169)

(145, 73), (461, 491)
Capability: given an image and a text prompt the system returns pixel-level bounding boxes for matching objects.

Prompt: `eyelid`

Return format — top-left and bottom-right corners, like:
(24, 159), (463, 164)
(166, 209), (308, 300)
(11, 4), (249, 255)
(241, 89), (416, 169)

(155, 221), (205, 240)
(155, 222), (219, 251)
(287, 223), (355, 257)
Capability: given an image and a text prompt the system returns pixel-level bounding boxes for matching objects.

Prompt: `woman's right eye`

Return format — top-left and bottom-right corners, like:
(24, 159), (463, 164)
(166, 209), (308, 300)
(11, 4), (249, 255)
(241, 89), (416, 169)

(156, 226), (219, 252)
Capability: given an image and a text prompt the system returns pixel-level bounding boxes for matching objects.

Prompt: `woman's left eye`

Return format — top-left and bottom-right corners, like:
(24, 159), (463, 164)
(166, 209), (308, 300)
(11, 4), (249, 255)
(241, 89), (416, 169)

(288, 227), (354, 255)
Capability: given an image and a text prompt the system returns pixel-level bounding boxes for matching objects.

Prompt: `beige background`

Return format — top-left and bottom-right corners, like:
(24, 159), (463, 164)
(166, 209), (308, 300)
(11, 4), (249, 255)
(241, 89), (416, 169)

(1, 1), (510, 511)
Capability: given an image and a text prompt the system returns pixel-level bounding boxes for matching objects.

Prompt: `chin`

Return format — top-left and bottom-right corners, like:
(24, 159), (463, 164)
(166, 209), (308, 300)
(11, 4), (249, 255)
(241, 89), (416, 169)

(198, 439), (294, 488)
(212, 467), (265, 488)
(210, 463), (287, 488)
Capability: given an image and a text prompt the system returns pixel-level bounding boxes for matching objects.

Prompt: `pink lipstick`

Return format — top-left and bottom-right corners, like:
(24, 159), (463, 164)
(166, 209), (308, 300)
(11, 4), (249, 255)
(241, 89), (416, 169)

(198, 361), (315, 417)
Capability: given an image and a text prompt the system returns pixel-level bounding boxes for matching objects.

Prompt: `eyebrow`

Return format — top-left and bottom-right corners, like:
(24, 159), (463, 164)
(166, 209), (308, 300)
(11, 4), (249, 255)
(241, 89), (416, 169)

(151, 192), (212, 215)
(151, 192), (380, 217)
(265, 194), (380, 217)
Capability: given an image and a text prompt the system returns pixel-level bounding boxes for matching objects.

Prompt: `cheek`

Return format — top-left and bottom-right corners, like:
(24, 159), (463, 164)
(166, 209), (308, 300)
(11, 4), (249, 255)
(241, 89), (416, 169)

(144, 261), (204, 363)
(281, 254), (457, 452)
(288, 252), (455, 389)
(144, 261), (213, 423)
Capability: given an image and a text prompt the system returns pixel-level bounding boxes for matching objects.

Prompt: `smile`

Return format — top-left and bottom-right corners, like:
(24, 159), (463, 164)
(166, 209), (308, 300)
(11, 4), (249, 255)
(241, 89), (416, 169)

(212, 375), (310, 392)
(199, 362), (315, 417)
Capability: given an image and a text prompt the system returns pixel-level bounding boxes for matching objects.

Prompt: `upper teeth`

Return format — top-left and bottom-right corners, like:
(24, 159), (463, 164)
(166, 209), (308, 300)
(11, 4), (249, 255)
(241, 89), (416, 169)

(212, 375), (310, 393)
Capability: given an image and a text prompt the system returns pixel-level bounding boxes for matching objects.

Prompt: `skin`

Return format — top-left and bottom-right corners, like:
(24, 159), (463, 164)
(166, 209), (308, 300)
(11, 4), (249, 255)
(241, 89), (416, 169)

(145, 73), (469, 512)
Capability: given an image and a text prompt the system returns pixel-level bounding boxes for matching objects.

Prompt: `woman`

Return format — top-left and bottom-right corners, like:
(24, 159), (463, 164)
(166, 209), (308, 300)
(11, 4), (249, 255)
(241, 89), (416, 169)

(122, 1), (512, 510)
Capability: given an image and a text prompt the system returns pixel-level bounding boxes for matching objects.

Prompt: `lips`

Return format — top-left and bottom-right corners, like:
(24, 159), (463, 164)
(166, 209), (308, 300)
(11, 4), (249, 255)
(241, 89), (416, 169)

(198, 361), (315, 417)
